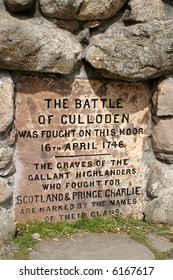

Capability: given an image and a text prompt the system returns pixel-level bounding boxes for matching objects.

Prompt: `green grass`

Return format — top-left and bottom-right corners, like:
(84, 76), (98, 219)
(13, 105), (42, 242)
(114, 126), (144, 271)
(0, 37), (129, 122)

(2, 215), (173, 260)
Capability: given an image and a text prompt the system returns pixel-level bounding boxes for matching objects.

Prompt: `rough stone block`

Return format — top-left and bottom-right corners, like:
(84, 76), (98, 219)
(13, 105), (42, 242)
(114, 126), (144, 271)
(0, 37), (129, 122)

(0, 13), (82, 74)
(86, 20), (173, 81)
(123, 0), (165, 22)
(0, 178), (12, 204)
(5, 0), (33, 12)
(0, 141), (13, 169)
(152, 118), (173, 153)
(145, 191), (173, 224)
(39, 0), (128, 21)
(153, 78), (173, 117)
(0, 207), (15, 244)
(145, 159), (173, 224)
(0, 72), (14, 133)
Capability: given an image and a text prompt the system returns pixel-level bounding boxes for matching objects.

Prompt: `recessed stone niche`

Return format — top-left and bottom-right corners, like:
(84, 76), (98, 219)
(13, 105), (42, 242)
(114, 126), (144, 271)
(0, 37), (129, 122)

(14, 75), (150, 223)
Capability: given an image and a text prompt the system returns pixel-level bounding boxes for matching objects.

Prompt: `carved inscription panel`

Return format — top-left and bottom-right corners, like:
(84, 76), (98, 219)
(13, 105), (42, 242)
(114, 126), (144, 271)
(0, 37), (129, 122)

(14, 76), (149, 223)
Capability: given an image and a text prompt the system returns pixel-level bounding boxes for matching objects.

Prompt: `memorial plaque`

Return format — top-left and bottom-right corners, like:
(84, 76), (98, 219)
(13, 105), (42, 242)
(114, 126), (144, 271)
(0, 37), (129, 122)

(14, 76), (149, 223)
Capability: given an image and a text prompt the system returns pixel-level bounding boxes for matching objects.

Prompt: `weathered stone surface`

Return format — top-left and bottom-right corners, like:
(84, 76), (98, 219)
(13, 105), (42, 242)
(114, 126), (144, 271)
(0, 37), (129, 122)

(39, 0), (82, 20)
(86, 20), (173, 81)
(14, 76), (149, 223)
(39, 0), (127, 21)
(145, 191), (173, 224)
(5, 0), (33, 12)
(147, 180), (163, 199)
(0, 207), (15, 244)
(152, 118), (173, 153)
(0, 72), (14, 133)
(163, 0), (173, 20)
(0, 141), (13, 169)
(123, 0), (165, 23)
(0, 14), (82, 74)
(0, 178), (12, 204)
(147, 160), (171, 199)
(148, 235), (173, 252)
(54, 20), (79, 33)
(153, 78), (173, 117)
(0, 163), (15, 177)
(145, 160), (173, 224)
(77, 28), (90, 44)
(155, 153), (173, 164)
(77, 0), (128, 21)
(0, 0), (6, 8)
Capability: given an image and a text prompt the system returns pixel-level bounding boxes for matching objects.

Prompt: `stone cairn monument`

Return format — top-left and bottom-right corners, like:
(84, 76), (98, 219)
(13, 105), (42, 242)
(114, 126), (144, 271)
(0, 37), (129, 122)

(0, 0), (173, 244)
